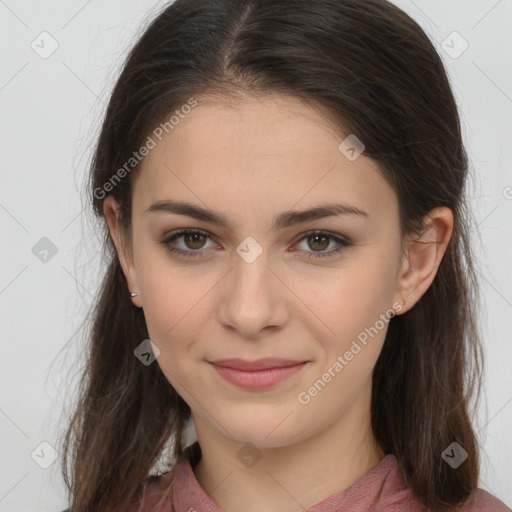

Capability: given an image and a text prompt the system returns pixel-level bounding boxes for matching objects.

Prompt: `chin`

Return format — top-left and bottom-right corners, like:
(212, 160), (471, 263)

(213, 407), (307, 450)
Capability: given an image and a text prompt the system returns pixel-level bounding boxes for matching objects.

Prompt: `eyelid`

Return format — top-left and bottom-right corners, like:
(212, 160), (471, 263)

(159, 227), (352, 260)
(161, 227), (350, 243)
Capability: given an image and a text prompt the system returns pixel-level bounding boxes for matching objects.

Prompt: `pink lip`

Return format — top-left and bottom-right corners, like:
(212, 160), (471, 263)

(209, 358), (308, 389)
(210, 357), (306, 370)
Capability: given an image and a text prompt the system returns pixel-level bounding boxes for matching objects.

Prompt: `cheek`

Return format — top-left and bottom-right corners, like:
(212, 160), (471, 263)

(137, 257), (218, 368)
(308, 261), (396, 335)
(136, 240), (205, 322)
(296, 269), (394, 417)
(139, 272), (209, 396)
(141, 278), (205, 345)
(303, 258), (397, 384)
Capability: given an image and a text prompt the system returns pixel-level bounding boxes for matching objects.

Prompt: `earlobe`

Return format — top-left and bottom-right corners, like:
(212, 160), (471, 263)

(392, 207), (454, 315)
(103, 195), (143, 308)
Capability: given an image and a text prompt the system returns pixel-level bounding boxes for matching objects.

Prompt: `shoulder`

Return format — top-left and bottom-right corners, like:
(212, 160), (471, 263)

(458, 488), (511, 511)
(128, 472), (175, 512)
(146, 471), (174, 493)
(373, 455), (510, 512)
(132, 443), (200, 512)
(145, 470), (175, 497)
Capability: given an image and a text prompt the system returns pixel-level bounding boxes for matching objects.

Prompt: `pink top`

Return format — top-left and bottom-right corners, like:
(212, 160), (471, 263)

(138, 442), (510, 511)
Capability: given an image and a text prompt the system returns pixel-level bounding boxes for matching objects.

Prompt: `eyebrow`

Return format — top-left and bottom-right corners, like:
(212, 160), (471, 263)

(145, 199), (369, 230)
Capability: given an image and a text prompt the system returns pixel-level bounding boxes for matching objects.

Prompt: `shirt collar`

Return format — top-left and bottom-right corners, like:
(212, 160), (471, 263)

(168, 441), (420, 512)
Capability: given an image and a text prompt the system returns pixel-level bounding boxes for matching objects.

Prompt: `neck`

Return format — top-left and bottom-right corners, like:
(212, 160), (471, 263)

(192, 393), (384, 512)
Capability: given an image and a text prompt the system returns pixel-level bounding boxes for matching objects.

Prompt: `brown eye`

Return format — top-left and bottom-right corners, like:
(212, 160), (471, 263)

(306, 234), (330, 252)
(159, 229), (351, 260)
(182, 232), (207, 250)
(294, 230), (351, 259)
(159, 228), (216, 258)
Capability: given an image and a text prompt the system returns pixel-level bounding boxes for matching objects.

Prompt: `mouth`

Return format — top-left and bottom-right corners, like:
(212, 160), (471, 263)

(208, 358), (309, 390)
(209, 357), (308, 371)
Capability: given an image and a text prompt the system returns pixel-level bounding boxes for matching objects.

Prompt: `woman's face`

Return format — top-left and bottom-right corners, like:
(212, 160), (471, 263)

(106, 94), (409, 449)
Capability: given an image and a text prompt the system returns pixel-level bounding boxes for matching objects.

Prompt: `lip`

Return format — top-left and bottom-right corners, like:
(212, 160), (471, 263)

(209, 357), (307, 370)
(208, 358), (308, 390)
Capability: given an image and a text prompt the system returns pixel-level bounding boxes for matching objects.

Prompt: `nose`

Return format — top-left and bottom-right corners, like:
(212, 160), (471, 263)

(217, 249), (290, 340)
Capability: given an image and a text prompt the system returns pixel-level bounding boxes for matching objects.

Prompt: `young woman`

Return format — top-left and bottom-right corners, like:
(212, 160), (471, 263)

(60, 0), (511, 511)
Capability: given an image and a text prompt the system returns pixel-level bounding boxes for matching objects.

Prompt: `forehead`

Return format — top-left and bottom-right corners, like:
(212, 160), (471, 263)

(131, 94), (396, 225)
(158, 94), (346, 160)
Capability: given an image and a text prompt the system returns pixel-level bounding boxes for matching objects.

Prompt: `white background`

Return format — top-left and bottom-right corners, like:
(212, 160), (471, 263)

(0, 0), (511, 510)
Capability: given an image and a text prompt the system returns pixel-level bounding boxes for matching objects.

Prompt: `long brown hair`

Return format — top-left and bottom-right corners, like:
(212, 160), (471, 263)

(60, 0), (485, 510)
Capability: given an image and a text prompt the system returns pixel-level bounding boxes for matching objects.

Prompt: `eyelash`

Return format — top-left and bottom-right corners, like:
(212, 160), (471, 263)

(158, 228), (352, 260)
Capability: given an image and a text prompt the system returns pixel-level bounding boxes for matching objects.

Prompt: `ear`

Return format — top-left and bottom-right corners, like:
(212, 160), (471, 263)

(392, 206), (454, 315)
(103, 195), (143, 308)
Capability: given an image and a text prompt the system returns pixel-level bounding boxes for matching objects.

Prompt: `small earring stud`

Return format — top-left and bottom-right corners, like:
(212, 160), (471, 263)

(130, 292), (139, 297)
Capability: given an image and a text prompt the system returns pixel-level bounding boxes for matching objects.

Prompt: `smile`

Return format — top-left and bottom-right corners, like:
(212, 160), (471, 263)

(208, 360), (308, 390)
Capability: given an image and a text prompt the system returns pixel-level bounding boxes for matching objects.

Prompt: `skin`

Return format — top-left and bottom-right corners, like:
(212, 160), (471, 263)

(104, 94), (453, 512)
